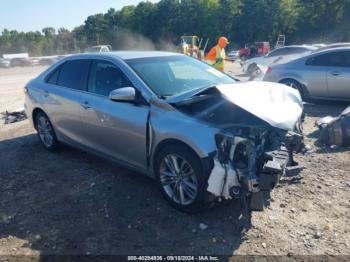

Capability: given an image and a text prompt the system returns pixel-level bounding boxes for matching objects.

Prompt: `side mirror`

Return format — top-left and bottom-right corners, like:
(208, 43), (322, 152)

(109, 87), (136, 102)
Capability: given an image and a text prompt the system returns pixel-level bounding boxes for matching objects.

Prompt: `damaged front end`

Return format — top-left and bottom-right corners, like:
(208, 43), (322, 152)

(207, 126), (303, 211)
(169, 81), (305, 211)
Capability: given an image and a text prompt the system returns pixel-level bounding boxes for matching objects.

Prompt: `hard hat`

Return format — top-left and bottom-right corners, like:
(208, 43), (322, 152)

(218, 37), (229, 48)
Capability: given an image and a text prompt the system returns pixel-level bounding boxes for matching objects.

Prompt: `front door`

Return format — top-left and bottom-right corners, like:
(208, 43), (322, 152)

(326, 51), (350, 99)
(79, 59), (149, 169)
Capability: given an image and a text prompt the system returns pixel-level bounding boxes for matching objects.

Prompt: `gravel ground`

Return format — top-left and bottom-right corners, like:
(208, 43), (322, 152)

(0, 63), (349, 258)
(0, 66), (48, 112)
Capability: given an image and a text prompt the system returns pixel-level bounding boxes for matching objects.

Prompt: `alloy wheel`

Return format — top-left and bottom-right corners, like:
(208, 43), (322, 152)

(37, 115), (54, 148)
(159, 154), (198, 205)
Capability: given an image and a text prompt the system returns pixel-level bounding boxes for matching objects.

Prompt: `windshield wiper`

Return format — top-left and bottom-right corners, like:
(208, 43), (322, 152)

(159, 95), (171, 99)
(172, 93), (216, 106)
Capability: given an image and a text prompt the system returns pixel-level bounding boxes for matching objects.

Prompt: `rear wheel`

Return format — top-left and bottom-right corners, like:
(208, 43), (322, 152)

(247, 63), (260, 76)
(35, 111), (59, 151)
(240, 55), (248, 61)
(155, 145), (207, 213)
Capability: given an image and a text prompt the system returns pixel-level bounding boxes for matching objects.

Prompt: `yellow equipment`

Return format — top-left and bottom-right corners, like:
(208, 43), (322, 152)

(179, 35), (208, 60)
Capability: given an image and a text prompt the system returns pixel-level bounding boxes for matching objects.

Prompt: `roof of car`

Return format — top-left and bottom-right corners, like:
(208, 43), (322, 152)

(273, 46), (350, 66)
(316, 43), (350, 51)
(270, 46), (350, 67)
(327, 42), (350, 46)
(275, 45), (316, 49)
(77, 51), (182, 60)
(311, 46), (350, 54)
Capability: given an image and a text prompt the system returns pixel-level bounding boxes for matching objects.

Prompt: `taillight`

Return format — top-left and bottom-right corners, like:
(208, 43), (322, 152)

(266, 67), (272, 74)
(24, 86), (28, 94)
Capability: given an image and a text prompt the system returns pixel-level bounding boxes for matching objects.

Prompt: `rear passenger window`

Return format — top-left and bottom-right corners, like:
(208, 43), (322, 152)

(306, 52), (347, 67)
(57, 60), (91, 90)
(306, 54), (329, 66)
(47, 68), (59, 84)
(88, 60), (133, 96)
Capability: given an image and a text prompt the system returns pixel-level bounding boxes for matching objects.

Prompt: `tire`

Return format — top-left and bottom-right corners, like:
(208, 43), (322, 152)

(155, 145), (207, 213)
(279, 79), (305, 100)
(247, 63), (260, 76)
(35, 111), (59, 151)
(240, 55), (247, 61)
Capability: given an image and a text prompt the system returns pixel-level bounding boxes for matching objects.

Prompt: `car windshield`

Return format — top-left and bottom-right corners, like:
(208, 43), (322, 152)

(126, 55), (236, 97)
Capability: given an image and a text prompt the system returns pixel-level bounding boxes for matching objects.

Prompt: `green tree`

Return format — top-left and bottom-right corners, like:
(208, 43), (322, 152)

(42, 27), (56, 37)
(1, 0), (350, 56)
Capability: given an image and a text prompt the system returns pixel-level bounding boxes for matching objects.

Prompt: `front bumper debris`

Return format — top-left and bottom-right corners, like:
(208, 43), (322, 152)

(207, 130), (304, 211)
(315, 106), (350, 146)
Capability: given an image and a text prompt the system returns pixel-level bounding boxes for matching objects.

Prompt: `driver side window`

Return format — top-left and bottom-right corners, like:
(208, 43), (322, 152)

(88, 60), (132, 96)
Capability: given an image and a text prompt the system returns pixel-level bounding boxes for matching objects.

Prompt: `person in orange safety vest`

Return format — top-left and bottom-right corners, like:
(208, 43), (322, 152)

(206, 36), (230, 71)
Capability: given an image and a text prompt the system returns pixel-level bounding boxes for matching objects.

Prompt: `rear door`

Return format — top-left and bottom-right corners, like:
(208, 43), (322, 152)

(303, 54), (330, 97)
(43, 59), (91, 144)
(326, 51), (350, 99)
(79, 59), (149, 169)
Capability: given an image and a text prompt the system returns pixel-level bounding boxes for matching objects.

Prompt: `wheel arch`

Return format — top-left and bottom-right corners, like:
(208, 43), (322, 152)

(278, 77), (310, 99)
(32, 107), (46, 129)
(151, 138), (214, 176)
(247, 62), (258, 73)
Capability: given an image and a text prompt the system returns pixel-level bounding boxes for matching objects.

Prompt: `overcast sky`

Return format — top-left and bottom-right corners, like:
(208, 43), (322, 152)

(0, 0), (157, 32)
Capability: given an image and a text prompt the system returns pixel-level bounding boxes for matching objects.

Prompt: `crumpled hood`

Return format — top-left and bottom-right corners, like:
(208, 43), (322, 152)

(216, 82), (303, 130)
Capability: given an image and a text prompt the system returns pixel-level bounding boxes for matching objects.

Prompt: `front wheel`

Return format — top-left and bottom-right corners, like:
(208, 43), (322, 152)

(155, 145), (207, 213)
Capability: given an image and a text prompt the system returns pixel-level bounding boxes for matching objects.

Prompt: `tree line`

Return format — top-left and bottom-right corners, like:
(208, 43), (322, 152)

(1, 0), (349, 56)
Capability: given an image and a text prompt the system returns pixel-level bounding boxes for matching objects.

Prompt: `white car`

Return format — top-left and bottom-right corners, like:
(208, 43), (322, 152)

(85, 45), (112, 53)
(242, 45), (317, 75)
(227, 50), (240, 61)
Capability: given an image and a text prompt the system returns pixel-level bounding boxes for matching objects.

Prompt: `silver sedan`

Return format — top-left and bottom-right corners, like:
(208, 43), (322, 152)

(263, 47), (350, 101)
(25, 51), (304, 213)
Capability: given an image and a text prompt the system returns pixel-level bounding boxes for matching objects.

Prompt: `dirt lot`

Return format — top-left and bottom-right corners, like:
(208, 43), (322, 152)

(0, 64), (349, 258)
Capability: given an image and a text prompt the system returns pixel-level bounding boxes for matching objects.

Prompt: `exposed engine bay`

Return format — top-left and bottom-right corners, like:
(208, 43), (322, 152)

(209, 127), (303, 211)
(172, 83), (305, 211)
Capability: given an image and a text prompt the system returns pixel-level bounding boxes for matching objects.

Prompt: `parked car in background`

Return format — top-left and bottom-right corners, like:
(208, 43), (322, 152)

(85, 45), (112, 53)
(263, 47), (350, 101)
(10, 57), (32, 67)
(242, 45), (317, 75)
(226, 50), (240, 61)
(39, 57), (61, 66)
(239, 42), (270, 61)
(24, 51), (304, 213)
(30, 58), (40, 66)
(0, 58), (10, 68)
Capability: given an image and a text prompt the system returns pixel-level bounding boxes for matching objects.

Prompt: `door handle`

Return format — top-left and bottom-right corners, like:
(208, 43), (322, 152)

(43, 90), (49, 97)
(330, 71), (341, 76)
(81, 101), (92, 110)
